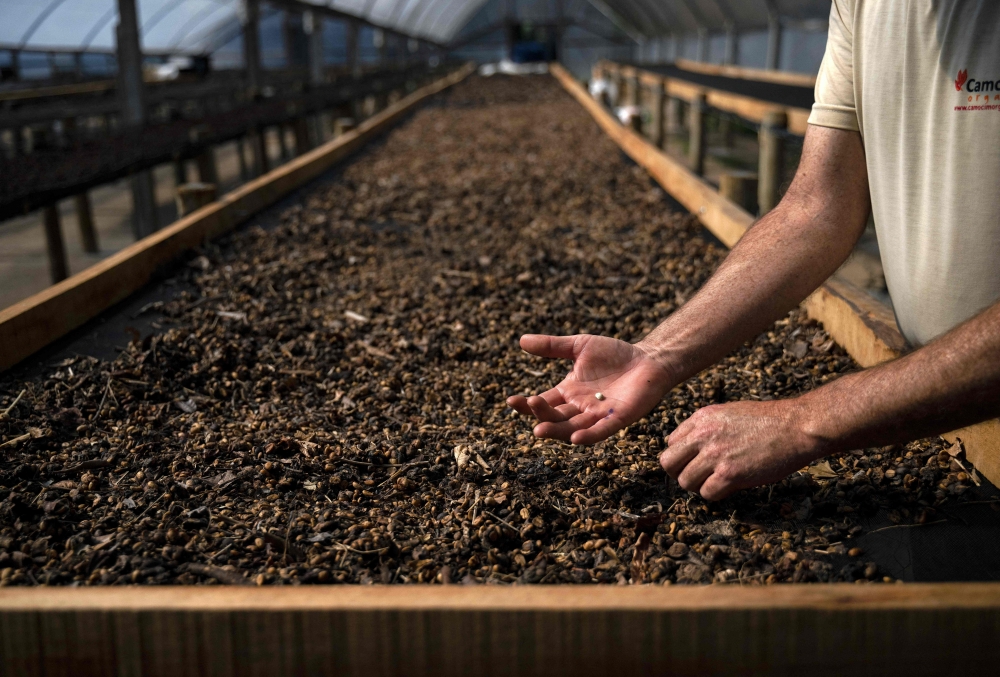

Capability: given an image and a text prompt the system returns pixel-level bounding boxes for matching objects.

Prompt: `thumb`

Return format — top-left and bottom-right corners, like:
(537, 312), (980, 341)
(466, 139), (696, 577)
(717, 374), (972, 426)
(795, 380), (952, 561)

(519, 334), (579, 360)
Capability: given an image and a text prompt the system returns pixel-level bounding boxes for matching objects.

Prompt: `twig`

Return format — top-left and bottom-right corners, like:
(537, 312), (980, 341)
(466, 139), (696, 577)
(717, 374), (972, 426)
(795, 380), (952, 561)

(216, 515), (305, 560)
(209, 542), (234, 563)
(331, 542), (390, 556)
(183, 294), (223, 313)
(359, 341), (395, 361)
(335, 458), (381, 468)
(0, 433), (31, 450)
(380, 460), (429, 487)
(186, 563), (251, 586)
(217, 515), (252, 529)
(283, 514), (295, 563)
(92, 375), (112, 420)
(126, 491), (168, 526)
(866, 519), (947, 536)
(56, 459), (112, 474)
(483, 510), (519, 534)
(2, 390), (25, 416)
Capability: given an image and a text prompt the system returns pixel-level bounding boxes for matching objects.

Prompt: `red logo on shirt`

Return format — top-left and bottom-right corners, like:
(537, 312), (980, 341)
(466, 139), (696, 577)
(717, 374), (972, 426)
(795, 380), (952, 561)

(955, 69), (968, 91)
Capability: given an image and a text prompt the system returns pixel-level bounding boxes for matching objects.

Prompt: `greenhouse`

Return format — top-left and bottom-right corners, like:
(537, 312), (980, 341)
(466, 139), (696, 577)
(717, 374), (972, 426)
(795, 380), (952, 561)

(1, 2), (998, 675)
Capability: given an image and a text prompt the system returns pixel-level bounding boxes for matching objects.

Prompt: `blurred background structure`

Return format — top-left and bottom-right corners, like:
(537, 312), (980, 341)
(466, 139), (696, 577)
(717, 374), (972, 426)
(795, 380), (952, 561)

(0, 1), (841, 312)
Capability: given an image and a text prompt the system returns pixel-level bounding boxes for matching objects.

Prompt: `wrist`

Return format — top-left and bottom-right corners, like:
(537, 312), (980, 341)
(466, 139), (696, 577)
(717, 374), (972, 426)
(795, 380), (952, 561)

(633, 339), (683, 396)
(789, 391), (842, 461)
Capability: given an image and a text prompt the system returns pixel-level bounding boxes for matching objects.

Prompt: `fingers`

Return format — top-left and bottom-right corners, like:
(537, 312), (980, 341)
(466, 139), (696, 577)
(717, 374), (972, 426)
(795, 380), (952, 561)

(698, 474), (734, 502)
(533, 410), (602, 442)
(676, 454), (714, 494)
(520, 334), (578, 360)
(506, 395), (532, 416)
(538, 388), (566, 408)
(507, 388), (570, 419)
(667, 413), (697, 447)
(527, 395), (576, 423)
(569, 413), (625, 445)
(659, 438), (700, 478)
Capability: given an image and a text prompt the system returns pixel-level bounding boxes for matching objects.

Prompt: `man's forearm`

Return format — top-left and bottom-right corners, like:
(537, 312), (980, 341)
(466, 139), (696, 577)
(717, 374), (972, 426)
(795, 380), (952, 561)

(798, 300), (1000, 453)
(638, 125), (872, 386)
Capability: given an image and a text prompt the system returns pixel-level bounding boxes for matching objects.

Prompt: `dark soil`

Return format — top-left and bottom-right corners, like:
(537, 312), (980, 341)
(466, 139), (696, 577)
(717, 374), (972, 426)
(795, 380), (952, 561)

(0, 75), (991, 587)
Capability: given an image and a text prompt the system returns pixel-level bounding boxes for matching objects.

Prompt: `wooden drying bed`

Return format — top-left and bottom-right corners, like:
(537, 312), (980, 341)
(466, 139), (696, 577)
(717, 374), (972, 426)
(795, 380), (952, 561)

(549, 63), (1000, 495)
(598, 60), (812, 136)
(0, 63), (476, 375)
(0, 66), (999, 677)
(672, 57), (818, 88)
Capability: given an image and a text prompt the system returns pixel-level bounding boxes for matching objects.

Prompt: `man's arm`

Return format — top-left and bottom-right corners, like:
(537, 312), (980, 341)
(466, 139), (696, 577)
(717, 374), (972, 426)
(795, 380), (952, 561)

(508, 124), (871, 444)
(662, 286), (1000, 501)
(655, 123), (1000, 499)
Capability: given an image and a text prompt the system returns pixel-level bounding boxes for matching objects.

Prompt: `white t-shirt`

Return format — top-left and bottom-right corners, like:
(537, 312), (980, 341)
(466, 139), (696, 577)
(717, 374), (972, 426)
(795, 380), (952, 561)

(808, 0), (1000, 346)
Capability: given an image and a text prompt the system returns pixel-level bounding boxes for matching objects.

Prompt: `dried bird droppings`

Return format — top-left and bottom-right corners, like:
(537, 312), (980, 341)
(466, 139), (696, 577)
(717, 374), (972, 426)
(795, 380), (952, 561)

(0, 75), (989, 588)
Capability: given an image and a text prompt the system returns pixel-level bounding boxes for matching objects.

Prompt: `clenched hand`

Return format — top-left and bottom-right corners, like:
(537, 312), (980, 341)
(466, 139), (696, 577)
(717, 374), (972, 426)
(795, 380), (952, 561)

(659, 399), (825, 501)
(507, 334), (675, 445)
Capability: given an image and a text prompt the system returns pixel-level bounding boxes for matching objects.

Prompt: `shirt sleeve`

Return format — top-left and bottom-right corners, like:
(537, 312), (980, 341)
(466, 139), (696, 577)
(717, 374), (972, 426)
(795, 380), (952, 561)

(808, 0), (860, 131)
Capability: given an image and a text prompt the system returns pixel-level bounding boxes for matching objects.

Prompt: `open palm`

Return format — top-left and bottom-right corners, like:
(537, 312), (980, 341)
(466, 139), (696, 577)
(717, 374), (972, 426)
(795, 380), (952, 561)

(507, 334), (675, 445)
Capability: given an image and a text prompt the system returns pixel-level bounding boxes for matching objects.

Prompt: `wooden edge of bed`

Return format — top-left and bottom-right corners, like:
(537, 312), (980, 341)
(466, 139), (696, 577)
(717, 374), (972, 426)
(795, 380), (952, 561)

(1, 585), (999, 676)
(673, 57), (819, 88)
(598, 59), (811, 135)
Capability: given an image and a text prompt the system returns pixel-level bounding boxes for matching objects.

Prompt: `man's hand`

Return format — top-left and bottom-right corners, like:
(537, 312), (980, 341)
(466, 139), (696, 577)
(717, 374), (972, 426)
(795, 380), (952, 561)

(659, 399), (824, 501)
(507, 334), (675, 445)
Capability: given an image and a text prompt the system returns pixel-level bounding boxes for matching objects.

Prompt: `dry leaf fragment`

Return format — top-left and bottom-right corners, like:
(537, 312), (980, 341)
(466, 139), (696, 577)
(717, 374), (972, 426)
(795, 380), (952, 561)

(453, 445), (470, 469)
(344, 310), (369, 323)
(174, 399), (197, 414)
(945, 441), (964, 458)
(807, 461), (839, 479)
(789, 341), (808, 359)
(359, 341), (394, 361)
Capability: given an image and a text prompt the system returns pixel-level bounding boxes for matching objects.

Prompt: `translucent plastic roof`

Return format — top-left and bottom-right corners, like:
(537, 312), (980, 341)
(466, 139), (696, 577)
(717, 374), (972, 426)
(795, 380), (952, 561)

(0, 0), (477, 53)
(0, 0), (832, 53)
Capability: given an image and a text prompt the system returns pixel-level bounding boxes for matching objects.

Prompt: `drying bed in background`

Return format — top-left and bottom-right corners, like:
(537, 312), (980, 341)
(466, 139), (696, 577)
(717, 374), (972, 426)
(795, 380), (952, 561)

(0, 75), (996, 588)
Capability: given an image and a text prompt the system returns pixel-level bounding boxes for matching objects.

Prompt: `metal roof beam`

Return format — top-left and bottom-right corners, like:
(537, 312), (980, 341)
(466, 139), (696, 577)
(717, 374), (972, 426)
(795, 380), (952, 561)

(676, 0), (710, 60)
(620, 0), (671, 37)
(762, 0), (782, 69)
(447, 18), (504, 50)
(567, 18), (634, 44)
(266, 0), (445, 46)
(433, 0), (494, 44)
(421, 0), (469, 39)
(583, 0), (645, 43)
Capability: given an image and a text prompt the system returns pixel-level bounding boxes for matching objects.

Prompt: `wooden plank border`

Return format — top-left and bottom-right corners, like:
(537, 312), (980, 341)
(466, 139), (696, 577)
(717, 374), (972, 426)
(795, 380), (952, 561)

(550, 63), (1000, 487)
(1, 585), (1000, 676)
(674, 57), (818, 88)
(0, 63), (476, 374)
(599, 60), (811, 136)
